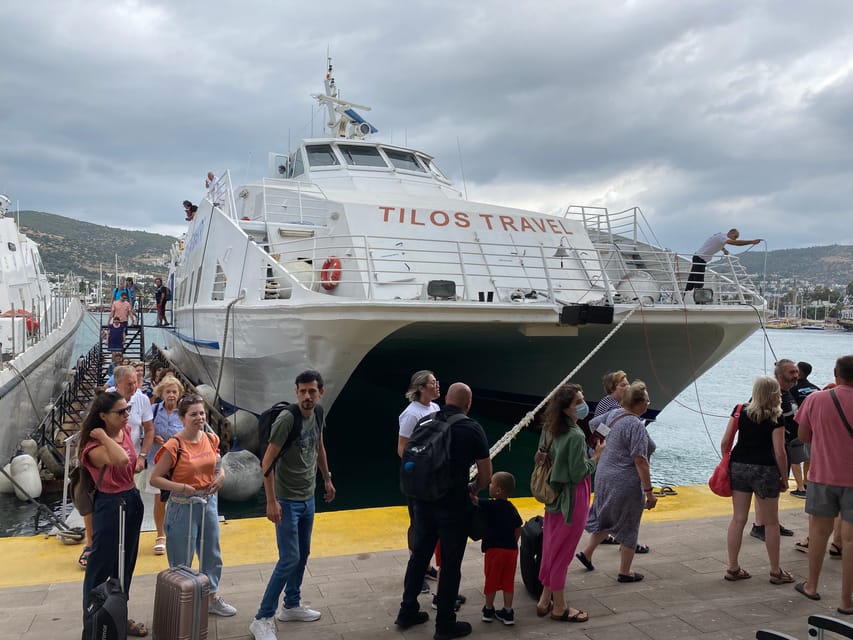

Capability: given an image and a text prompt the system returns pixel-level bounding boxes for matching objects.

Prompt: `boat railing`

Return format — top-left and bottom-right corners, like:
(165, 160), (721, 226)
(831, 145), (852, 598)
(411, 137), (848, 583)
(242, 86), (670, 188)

(1, 292), (76, 364)
(259, 179), (330, 226)
(206, 170), (238, 219)
(257, 233), (762, 307)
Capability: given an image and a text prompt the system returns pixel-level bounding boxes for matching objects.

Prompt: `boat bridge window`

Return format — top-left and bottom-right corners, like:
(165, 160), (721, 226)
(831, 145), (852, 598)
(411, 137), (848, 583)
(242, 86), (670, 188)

(338, 144), (388, 167)
(383, 148), (426, 172)
(306, 144), (339, 167)
(423, 157), (448, 180)
(291, 152), (305, 177)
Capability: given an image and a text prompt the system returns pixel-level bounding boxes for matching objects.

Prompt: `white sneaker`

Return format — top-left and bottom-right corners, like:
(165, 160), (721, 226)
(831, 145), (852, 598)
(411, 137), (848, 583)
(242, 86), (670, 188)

(209, 595), (237, 617)
(249, 616), (277, 640)
(276, 603), (321, 622)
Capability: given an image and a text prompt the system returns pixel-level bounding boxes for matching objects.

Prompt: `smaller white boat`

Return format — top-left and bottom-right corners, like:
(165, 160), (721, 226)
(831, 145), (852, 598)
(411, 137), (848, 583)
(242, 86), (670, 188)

(0, 194), (85, 462)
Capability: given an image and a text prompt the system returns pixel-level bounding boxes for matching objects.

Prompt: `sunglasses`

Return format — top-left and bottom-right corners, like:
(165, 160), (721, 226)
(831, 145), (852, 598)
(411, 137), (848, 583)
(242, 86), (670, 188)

(110, 407), (130, 416)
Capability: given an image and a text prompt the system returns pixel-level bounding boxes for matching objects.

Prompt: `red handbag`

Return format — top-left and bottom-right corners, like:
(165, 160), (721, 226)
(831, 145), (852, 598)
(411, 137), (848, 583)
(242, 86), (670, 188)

(709, 404), (742, 497)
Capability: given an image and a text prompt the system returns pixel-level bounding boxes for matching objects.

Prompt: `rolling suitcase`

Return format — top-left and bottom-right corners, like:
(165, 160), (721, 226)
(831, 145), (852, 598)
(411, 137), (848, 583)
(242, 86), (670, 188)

(152, 496), (210, 640)
(519, 515), (544, 598)
(82, 498), (128, 640)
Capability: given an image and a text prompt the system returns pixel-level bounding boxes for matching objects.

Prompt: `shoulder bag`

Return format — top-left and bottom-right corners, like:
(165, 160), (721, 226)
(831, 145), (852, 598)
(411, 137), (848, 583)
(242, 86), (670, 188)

(530, 433), (558, 504)
(70, 464), (105, 516)
(829, 389), (853, 439)
(708, 404), (742, 497)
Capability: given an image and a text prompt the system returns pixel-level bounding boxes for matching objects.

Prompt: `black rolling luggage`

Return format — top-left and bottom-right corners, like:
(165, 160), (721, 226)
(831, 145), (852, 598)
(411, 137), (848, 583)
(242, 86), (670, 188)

(519, 515), (544, 598)
(82, 499), (128, 640)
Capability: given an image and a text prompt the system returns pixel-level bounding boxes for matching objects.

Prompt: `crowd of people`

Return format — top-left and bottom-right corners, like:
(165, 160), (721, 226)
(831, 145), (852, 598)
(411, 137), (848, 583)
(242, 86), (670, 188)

(75, 353), (852, 639)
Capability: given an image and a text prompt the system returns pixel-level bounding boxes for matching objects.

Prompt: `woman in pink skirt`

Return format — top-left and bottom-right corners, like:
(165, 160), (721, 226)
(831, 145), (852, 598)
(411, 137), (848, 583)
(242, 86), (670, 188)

(535, 383), (603, 622)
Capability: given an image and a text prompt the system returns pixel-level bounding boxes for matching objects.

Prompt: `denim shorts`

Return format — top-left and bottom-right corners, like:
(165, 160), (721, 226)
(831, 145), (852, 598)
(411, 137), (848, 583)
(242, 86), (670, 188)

(805, 481), (853, 522)
(730, 462), (782, 499)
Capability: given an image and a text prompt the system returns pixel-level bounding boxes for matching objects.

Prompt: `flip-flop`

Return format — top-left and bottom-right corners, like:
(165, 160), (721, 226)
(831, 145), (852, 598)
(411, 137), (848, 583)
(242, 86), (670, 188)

(838, 607), (853, 615)
(551, 608), (588, 623)
(654, 486), (678, 496)
(830, 543), (842, 558)
(575, 551), (594, 571)
(794, 541), (808, 553)
(78, 546), (92, 570)
(635, 544), (650, 554)
(794, 581), (821, 601)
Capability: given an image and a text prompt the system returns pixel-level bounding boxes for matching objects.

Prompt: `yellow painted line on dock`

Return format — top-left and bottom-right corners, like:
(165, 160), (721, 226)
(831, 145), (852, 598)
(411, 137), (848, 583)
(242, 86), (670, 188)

(0, 485), (807, 589)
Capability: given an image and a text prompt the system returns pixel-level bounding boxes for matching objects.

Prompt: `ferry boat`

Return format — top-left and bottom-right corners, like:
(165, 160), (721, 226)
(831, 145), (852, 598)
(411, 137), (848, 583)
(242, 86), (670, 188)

(0, 195), (84, 461)
(165, 62), (766, 424)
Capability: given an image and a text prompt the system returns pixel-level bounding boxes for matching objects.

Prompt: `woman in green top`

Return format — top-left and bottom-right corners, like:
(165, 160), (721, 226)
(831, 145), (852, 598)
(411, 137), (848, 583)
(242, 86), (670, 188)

(535, 383), (603, 623)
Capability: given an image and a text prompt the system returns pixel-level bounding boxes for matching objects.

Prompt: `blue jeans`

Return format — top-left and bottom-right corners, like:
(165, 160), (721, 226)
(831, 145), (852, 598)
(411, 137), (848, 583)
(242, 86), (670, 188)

(164, 495), (223, 593)
(255, 497), (315, 619)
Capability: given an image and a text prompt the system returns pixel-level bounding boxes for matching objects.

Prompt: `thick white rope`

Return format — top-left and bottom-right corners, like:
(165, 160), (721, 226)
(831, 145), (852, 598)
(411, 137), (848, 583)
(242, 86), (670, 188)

(470, 303), (641, 479)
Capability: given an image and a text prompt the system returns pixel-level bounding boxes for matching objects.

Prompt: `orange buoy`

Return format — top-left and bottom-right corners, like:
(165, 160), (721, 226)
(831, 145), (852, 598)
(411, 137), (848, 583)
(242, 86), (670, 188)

(320, 256), (342, 290)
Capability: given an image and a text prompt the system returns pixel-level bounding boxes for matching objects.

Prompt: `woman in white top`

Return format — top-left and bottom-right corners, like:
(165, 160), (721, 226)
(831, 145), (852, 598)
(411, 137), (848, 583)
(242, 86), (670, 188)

(397, 370), (442, 588)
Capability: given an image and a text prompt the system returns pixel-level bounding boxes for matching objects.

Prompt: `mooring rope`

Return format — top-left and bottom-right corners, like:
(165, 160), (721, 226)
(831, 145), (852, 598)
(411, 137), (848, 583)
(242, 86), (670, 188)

(470, 303), (641, 478)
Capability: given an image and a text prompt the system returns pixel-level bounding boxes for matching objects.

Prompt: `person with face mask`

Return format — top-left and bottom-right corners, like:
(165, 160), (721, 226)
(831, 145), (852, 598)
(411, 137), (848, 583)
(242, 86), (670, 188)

(534, 384), (603, 623)
(575, 381), (657, 583)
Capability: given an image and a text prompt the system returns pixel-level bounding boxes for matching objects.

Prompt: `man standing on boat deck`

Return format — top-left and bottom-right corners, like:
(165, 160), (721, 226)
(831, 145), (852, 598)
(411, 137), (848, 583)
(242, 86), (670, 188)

(395, 382), (491, 640)
(751, 359), (800, 540)
(153, 277), (170, 326)
(685, 229), (761, 293)
(793, 354), (853, 613)
(249, 370), (335, 640)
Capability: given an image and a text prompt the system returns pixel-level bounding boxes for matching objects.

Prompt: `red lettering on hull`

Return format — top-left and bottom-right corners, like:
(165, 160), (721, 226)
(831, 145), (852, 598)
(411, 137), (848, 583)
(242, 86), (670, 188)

(376, 206), (573, 236)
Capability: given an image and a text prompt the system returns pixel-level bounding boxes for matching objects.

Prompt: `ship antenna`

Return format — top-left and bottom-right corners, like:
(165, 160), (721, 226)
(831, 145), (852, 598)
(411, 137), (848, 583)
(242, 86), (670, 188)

(457, 137), (469, 200)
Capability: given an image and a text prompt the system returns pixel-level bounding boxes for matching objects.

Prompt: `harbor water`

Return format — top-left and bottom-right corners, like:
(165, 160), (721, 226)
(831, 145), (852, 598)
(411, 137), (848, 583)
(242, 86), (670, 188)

(1, 321), (849, 536)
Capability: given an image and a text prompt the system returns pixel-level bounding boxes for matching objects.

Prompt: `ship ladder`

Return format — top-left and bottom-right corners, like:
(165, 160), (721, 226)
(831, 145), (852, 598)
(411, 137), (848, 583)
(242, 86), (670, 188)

(470, 303), (641, 479)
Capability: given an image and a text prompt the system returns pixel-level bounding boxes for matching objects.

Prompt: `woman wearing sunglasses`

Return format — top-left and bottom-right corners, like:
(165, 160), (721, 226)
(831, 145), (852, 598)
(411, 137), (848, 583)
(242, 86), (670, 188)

(150, 393), (236, 617)
(79, 390), (147, 637)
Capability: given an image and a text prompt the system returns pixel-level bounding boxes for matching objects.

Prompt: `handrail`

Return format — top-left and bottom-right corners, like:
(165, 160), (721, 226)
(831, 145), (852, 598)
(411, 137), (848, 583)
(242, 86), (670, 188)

(251, 231), (761, 307)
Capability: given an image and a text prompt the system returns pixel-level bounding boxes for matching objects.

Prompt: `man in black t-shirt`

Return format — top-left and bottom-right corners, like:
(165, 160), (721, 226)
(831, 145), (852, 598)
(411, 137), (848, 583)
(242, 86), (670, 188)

(395, 383), (491, 640)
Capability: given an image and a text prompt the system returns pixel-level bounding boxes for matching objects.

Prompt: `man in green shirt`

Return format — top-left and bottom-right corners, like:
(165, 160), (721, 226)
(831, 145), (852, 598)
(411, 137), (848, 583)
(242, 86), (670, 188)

(250, 370), (335, 640)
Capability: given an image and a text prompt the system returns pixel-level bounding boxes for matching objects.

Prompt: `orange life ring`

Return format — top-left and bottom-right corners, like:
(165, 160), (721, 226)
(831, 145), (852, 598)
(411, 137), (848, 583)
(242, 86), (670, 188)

(1, 309), (37, 333)
(320, 256), (342, 290)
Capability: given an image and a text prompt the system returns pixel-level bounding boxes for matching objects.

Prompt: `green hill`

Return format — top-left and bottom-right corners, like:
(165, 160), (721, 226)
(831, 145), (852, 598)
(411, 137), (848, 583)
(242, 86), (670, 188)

(735, 245), (853, 284)
(17, 210), (175, 280)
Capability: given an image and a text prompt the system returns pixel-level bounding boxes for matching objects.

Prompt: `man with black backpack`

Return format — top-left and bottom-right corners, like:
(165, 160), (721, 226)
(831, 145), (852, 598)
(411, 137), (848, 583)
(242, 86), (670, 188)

(249, 370), (335, 640)
(396, 382), (491, 640)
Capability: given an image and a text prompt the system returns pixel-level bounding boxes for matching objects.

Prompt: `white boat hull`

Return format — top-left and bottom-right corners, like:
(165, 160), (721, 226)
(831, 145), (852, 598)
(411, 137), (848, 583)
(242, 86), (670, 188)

(165, 300), (759, 419)
(0, 298), (85, 461)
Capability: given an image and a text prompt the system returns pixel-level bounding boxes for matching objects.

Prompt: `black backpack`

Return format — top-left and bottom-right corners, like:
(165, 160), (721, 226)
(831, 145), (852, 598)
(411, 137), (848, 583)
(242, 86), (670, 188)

(258, 402), (325, 477)
(400, 412), (466, 502)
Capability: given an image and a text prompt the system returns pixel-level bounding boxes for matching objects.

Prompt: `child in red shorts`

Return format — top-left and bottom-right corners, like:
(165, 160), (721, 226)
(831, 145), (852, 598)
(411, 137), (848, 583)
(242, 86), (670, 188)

(478, 471), (522, 625)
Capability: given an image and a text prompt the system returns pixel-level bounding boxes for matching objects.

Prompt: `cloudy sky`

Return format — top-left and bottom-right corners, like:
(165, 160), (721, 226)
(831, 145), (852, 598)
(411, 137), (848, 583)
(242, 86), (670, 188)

(1, 1), (851, 253)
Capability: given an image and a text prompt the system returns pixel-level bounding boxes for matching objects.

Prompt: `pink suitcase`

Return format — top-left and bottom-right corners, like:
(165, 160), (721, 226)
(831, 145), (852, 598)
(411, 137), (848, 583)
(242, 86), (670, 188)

(152, 496), (210, 640)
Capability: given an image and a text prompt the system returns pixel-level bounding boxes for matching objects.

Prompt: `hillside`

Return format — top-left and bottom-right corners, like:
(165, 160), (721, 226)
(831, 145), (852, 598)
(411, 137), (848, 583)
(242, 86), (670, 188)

(735, 245), (853, 285)
(17, 210), (175, 280)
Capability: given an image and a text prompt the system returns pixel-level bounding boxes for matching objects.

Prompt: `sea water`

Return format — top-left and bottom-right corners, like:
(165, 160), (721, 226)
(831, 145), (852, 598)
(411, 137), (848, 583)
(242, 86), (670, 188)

(650, 327), (851, 486)
(1, 322), (848, 535)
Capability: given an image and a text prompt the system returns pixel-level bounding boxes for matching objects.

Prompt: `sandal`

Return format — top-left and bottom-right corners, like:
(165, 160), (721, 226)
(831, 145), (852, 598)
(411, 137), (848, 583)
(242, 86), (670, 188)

(635, 544), (650, 554)
(551, 608), (588, 622)
(127, 619), (148, 637)
(575, 551), (595, 571)
(830, 543), (842, 558)
(153, 536), (166, 556)
(769, 569), (795, 585)
(601, 535), (619, 545)
(794, 539), (808, 553)
(654, 486), (678, 496)
(78, 546), (92, 570)
(535, 601), (553, 617)
(724, 567), (751, 581)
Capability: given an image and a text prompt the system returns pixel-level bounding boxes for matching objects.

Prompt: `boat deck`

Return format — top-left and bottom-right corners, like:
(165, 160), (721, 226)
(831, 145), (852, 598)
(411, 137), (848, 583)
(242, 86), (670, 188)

(0, 486), (845, 639)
